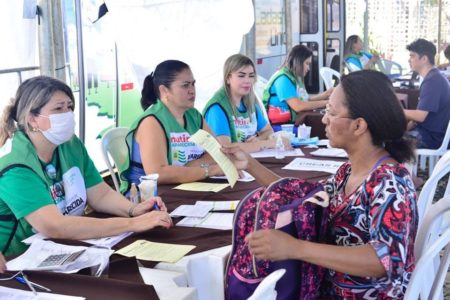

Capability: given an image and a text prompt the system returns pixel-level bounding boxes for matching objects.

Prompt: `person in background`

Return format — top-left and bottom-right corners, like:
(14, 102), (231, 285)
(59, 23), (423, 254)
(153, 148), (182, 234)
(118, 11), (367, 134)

(204, 54), (286, 153)
(404, 38), (450, 149)
(0, 76), (172, 256)
(437, 44), (450, 80)
(344, 35), (380, 72)
(122, 60), (245, 187)
(225, 70), (417, 299)
(262, 45), (331, 125)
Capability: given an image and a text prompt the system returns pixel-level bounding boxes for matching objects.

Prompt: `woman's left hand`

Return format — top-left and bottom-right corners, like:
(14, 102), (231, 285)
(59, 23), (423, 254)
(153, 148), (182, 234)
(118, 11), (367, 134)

(245, 229), (296, 261)
(132, 196), (167, 216)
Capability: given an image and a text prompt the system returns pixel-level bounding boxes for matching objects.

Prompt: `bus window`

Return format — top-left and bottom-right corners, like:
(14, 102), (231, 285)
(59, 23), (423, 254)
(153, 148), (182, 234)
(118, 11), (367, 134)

(326, 39), (341, 72)
(301, 42), (320, 94)
(299, 0), (318, 34)
(327, 0), (341, 32)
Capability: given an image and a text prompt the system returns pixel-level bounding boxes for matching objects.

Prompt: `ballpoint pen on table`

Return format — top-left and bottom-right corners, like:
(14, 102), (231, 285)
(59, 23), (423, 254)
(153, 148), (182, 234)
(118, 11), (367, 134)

(16, 275), (52, 292)
(18, 272), (37, 295)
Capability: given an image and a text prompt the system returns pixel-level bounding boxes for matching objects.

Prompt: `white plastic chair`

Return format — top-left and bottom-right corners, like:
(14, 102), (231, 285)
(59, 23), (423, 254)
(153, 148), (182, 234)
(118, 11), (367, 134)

(376, 59), (403, 79)
(416, 156), (450, 229)
(100, 127), (129, 191)
(416, 120), (450, 177)
(319, 67), (341, 90)
(404, 196), (450, 300)
(247, 269), (286, 300)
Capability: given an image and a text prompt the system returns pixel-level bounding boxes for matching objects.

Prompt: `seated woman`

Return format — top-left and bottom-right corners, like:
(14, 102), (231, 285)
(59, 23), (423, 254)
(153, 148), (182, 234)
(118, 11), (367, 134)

(0, 76), (172, 256)
(226, 70), (417, 298)
(344, 35), (380, 72)
(262, 45), (331, 125)
(203, 54), (281, 153)
(123, 60), (228, 187)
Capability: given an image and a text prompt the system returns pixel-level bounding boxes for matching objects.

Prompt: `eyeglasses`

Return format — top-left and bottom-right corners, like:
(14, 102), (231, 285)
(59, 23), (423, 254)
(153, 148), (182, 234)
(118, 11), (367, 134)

(320, 105), (353, 121)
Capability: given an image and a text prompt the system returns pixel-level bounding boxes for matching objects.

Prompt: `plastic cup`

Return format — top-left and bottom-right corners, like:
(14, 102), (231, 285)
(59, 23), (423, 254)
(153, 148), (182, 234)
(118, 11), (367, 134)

(298, 126), (311, 140)
(138, 173), (159, 201)
(281, 124), (294, 134)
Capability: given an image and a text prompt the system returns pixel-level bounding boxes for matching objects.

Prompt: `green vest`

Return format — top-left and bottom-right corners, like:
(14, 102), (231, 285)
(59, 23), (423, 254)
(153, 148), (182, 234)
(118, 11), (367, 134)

(203, 87), (240, 142)
(0, 131), (91, 255)
(262, 67), (299, 123)
(121, 100), (204, 192)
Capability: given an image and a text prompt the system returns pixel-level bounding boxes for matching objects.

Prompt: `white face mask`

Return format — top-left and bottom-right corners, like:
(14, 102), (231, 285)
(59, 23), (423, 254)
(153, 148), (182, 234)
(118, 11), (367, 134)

(39, 111), (75, 145)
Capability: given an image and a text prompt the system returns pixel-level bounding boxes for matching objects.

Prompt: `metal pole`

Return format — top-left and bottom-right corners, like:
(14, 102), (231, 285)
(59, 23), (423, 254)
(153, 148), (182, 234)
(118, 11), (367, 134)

(363, 0), (369, 51)
(114, 43), (120, 127)
(437, 0), (443, 65)
(38, 0), (55, 77)
(284, 0), (293, 50)
(51, 0), (67, 82)
(75, 0), (86, 142)
(244, 0), (256, 62)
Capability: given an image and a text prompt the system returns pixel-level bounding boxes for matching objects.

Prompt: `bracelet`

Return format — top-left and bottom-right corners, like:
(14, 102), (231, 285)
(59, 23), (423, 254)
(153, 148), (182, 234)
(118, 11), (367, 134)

(128, 204), (137, 217)
(200, 163), (209, 178)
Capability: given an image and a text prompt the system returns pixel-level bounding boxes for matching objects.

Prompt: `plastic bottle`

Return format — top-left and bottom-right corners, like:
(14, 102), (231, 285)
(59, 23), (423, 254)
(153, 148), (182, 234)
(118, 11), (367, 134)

(275, 134), (285, 159)
(139, 173), (159, 201)
(129, 183), (140, 204)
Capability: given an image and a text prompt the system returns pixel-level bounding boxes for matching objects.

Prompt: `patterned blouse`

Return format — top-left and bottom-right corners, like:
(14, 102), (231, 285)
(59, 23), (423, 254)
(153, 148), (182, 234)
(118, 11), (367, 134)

(320, 162), (418, 299)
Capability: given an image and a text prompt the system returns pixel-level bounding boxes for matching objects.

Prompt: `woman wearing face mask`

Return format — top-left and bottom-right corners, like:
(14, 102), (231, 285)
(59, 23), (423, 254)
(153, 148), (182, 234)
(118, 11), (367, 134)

(0, 76), (172, 256)
(262, 45), (332, 125)
(203, 54), (282, 153)
(122, 60), (244, 188)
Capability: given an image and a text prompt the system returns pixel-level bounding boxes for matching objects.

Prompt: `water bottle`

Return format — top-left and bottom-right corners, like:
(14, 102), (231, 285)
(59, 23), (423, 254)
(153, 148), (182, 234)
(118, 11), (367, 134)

(129, 183), (140, 204)
(138, 173), (159, 201)
(275, 134), (285, 159)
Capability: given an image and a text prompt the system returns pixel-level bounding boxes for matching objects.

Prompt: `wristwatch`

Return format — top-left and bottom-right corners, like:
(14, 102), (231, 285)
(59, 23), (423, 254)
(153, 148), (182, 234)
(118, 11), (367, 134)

(200, 163), (210, 178)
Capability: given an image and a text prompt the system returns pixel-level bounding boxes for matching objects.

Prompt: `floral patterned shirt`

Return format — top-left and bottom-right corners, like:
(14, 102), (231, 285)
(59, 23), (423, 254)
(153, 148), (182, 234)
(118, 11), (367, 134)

(320, 162), (418, 299)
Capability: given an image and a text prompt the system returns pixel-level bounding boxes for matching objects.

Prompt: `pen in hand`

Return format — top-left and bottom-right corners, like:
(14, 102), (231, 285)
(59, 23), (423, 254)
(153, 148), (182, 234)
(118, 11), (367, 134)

(153, 202), (160, 211)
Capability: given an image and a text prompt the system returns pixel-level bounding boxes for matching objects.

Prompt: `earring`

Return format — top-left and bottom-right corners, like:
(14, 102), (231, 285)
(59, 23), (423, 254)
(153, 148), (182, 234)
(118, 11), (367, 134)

(32, 127), (38, 132)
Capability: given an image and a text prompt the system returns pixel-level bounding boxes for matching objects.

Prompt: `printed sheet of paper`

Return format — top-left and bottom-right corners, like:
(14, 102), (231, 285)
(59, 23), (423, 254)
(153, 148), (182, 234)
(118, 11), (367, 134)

(250, 148), (304, 158)
(23, 232), (133, 248)
(0, 286), (85, 300)
(173, 182), (229, 192)
(282, 157), (345, 173)
(115, 240), (195, 263)
(210, 170), (255, 182)
(176, 212), (234, 230)
(170, 204), (211, 218)
(195, 200), (240, 211)
(310, 148), (348, 158)
(189, 129), (238, 187)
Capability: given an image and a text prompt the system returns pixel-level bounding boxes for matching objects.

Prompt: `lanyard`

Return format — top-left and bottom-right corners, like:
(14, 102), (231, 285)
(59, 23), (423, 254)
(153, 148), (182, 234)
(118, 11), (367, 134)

(370, 154), (392, 172)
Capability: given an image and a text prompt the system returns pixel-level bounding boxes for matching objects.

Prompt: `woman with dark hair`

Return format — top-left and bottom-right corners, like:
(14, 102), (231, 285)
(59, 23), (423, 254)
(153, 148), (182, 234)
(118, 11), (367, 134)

(344, 35), (380, 72)
(262, 44), (331, 124)
(226, 70), (418, 298)
(122, 60), (235, 188)
(0, 76), (172, 256)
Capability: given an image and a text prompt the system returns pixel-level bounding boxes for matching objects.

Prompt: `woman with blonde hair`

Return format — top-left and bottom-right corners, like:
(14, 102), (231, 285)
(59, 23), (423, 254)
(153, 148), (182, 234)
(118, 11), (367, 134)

(203, 54), (277, 152)
(0, 76), (172, 256)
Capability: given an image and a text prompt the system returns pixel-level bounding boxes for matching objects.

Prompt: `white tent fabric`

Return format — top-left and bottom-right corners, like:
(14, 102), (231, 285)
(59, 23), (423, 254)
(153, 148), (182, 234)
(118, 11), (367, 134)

(104, 0), (254, 110)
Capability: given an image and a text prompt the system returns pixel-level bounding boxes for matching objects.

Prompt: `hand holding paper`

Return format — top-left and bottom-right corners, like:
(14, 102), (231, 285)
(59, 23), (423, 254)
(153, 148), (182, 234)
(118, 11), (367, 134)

(189, 130), (239, 187)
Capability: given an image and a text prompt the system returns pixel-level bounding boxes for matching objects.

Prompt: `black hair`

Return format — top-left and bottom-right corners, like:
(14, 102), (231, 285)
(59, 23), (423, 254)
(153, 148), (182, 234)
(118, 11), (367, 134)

(444, 45), (450, 60)
(140, 60), (190, 110)
(340, 70), (416, 163)
(406, 38), (436, 65)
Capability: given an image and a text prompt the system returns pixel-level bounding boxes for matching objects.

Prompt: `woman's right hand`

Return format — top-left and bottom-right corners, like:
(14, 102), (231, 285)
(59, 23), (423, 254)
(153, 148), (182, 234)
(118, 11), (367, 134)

(131, 210), (172, 232)
(221, 144), (249, 171)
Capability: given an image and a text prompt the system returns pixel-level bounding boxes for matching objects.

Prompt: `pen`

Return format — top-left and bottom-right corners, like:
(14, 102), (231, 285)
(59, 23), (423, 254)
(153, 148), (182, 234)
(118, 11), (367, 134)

(153, 203), (160, 211)
(16, 276), (52, 292)
(18, 273), (37, 295)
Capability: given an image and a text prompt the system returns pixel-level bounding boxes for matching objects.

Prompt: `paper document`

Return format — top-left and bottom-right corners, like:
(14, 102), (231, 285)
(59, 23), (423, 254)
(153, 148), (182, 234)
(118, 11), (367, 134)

(210, 170), (255, 182)
(173, 182), (229, 192)
(0, 286), (85, 300)
(170, 204), (211, 218)
(115, 240), (195, 263)
(282, 158), (345, 173)
(250, 148), (304, 158)
(189, 129), (239, 187)
(195, 200), (240, 211)
(310, 148), (348, 158)
(176, 212), (234, 230)
(23, 232), (132, 248)
(7, 240), (112, 276)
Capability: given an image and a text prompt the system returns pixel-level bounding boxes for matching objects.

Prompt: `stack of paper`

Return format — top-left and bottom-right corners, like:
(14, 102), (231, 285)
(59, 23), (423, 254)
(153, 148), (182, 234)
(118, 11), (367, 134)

(0, 286), (85, 300)
(310, 148), (348, 158)
(195, 200), (240, 211)
(282, 157), (345, 173)
(170, 203), (212, 218)
(176, 212), (234, 230)
(250, 148), (304, 158)
(115, 240), (195, 263)
(23, 232), (132, 248)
